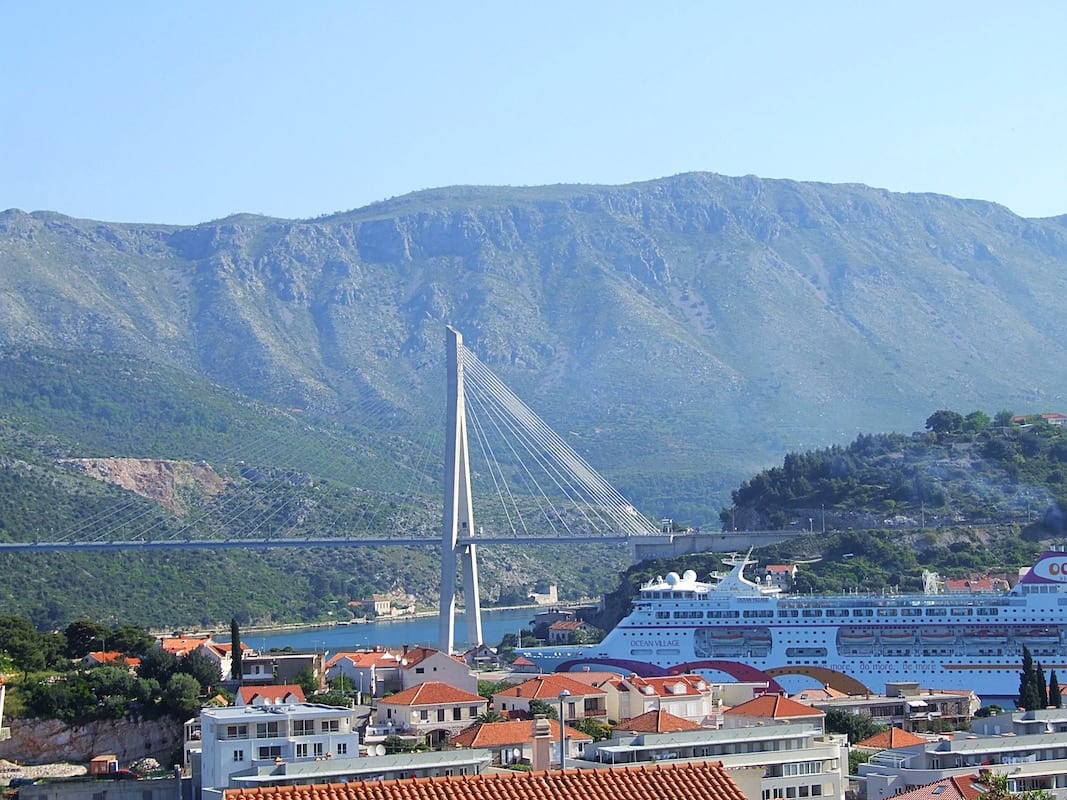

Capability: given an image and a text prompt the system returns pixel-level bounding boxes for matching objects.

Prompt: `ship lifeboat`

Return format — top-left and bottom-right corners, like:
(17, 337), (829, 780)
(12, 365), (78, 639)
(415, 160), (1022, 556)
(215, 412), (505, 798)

(966, 629), (1007, 643)
(1015, 628), (1058, 643)
(839, 629), (876, 644)
(920, 629), (956, 642)
(879, 630), (915, 643)
(709, 629), (745, 641)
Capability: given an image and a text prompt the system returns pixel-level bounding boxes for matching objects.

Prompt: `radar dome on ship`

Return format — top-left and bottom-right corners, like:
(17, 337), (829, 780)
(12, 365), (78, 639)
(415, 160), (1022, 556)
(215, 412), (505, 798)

(682, 570), (697, 582)
(665, 572), (680, 585)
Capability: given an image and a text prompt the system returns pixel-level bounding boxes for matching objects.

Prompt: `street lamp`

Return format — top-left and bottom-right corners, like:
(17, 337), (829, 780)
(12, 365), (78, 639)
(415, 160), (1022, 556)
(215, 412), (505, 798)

(558, 689), (570, 769)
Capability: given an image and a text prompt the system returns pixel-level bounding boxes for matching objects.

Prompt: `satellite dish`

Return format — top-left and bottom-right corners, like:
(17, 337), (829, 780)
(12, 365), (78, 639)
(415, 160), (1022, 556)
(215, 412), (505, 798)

(512, 748), (521, 760)
(375, 744), (386, 756)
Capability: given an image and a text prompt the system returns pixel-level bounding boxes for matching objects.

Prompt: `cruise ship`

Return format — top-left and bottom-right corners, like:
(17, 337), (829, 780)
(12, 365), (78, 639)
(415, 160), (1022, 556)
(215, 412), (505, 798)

(518, 549), (1067, 702)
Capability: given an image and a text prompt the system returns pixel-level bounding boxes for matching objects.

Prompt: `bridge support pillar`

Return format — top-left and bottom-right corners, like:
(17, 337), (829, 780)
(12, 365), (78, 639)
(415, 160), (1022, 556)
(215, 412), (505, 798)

(439, 327), (483, 654)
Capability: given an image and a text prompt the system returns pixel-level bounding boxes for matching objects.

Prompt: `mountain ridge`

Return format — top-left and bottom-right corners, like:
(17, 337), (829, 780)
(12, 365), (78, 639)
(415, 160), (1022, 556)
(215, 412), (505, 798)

(3, 173), (1067, 519)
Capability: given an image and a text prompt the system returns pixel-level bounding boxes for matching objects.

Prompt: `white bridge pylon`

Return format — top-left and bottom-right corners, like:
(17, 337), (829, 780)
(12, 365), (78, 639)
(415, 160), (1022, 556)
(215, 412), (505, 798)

(438, 327), (483, 653)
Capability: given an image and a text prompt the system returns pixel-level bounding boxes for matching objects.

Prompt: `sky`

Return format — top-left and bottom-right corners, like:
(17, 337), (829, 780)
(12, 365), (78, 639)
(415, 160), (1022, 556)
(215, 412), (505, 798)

(2, 1), (1065, 225)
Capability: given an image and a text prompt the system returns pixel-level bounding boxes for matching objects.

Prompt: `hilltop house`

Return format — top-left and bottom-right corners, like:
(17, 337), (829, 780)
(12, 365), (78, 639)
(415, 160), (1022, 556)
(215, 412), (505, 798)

(373, 682), (487, 747)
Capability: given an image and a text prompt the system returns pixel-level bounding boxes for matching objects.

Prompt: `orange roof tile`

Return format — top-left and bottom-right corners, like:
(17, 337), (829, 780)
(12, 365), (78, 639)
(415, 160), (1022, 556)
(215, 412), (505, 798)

(724, 694), (824, 719)
(380, 681), (484, 706)
(548, 620), (586, 631)
(238, 685), (307, 705)
(856, 726), (928, 749)
(891, 775), (983, 800)
(616, 708), (702, 733)
(790, 687), (847, 702)
(449, 719), (592, 748)
(326, 650), (401, 669)
(159, 635), (211, 657)
(222, 759), (749, 800)
(622, 674), (709, 698)
(511, 656), (534, 667)
(495, 674), (606, 700)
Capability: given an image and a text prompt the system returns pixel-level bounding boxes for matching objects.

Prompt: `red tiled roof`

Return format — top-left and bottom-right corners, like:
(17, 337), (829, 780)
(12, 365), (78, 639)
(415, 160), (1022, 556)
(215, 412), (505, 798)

(558, 671), (619, 689)
(856, 727), (928, 749)
(790, 686), (847, 702)
(223, 760), (749, 800)
(548, 620), (586, 631)
(381, 681), (484, 706)
(765, 565), (795, 573)
(449, 719), (592, 748)
(159, 635), (211, 656)
(495, 674), (606, 700)
(724, 694), (823, 719)
(325, 650), (401, 669)
(892, 775), (983, 800)
(237, 685), (307, 705)
(616, 708), (702, 733)
(622, 674), (709, 698)
(511, 656), (534, 667)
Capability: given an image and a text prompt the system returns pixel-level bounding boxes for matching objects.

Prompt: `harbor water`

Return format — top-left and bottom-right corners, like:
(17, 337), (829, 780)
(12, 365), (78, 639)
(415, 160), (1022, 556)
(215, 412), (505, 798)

(240, 607), (538, 654)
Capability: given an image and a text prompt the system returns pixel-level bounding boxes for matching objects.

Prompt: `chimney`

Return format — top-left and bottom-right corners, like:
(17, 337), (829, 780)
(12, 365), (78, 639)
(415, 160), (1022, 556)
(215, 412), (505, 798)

(531, 714), (552, 772)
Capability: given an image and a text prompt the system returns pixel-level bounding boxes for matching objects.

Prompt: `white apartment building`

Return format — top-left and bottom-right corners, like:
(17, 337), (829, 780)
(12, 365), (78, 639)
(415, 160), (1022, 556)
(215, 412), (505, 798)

(859, 708), (1067, 800)
(584, 721), (849, 800)
(197, 702), (360, 795)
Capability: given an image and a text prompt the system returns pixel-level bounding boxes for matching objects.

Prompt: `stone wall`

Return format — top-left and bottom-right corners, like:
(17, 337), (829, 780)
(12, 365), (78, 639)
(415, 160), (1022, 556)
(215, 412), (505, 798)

(0, 718), (184, 767)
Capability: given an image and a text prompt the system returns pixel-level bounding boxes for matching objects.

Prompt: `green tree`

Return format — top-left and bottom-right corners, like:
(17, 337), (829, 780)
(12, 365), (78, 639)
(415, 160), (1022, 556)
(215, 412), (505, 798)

(138, 645), (178, 686)
(824, 708), (887, 744)
(293, 666), (319, 697)
(963, 410), (991, 433)
(925, 410), (963, 435)
(528, 698), (559, 720)
(230, 618), (243, 681)
(109, 625), (154, 656)
(572, 717), (611, 741)
(64, 619), (108, 659)
(476, 710), (505, 723)
(1018, 646), (1043, 710)
(176, 649), (222, 694)
(161, 673), (202, 719)
(1049, 670), (1062, 708)
(993, 410), (1016, 427)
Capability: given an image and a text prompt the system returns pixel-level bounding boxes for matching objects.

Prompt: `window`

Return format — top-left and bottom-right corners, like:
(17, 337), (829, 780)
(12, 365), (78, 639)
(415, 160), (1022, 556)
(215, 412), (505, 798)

(415, 667), (425, 674)
(296, 743), (308, 758)
(232, 749), (245, 762)
(321, 719), (340, 733)
(469, 706), (479, 717)
(453, 708), (462, 721)
(337, 743), (348, 756)
(256, 722), (279, 738)
(258, 746), (282, 760)
(314, 743), (324, 757)
(420, 710), (429, 721)
(437, 709), (446, 722)
(293, 719), (314, 736)
(225, 724), (248, 740)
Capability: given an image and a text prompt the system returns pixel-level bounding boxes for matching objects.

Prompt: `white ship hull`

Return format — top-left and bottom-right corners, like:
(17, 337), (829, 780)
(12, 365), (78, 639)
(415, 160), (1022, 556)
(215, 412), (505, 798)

(520, 550), (1067, 703)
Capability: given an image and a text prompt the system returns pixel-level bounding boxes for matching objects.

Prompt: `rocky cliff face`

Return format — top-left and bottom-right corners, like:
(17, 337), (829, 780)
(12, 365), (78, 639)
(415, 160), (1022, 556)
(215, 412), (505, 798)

(0, 718), (183, 766)
(56, 459), (226, 514)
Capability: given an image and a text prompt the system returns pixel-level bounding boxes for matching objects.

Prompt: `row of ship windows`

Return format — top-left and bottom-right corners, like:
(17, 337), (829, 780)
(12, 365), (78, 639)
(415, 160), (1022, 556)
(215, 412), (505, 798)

(642, 608), (1061, 620)
(654, 609), (1010, 620)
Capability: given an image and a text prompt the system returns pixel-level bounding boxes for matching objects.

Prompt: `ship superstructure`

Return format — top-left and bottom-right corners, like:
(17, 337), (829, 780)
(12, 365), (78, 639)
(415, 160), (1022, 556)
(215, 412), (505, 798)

(519, 549), (1067, 702)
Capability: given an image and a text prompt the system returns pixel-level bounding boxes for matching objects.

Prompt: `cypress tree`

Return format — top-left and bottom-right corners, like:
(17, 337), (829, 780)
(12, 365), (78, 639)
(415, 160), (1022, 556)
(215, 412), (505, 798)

(230, 617), (243, 682)
(1049, 670), (1062, 708)
(1036, 661), (1049, 709)
(1018, 646), (1035, 709)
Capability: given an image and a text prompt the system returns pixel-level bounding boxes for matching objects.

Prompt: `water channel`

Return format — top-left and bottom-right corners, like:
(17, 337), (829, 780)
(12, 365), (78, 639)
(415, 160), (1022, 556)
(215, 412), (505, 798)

(237, 607), (538, 654)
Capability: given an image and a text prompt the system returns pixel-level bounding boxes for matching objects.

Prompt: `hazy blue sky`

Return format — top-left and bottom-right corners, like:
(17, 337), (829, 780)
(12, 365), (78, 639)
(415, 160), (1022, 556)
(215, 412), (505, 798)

(3, 2), (1064, 224)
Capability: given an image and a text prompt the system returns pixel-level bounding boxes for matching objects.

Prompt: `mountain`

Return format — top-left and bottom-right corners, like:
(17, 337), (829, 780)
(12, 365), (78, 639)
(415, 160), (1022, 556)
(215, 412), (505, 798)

(4, 173), (1067, 523)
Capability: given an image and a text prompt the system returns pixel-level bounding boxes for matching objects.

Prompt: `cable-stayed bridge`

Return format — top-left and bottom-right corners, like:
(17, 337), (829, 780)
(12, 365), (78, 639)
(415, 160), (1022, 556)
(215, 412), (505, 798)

(2, 329), (658, 555)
